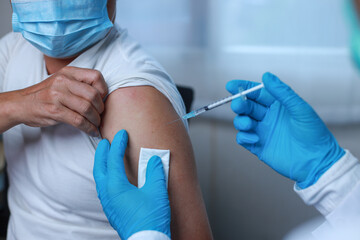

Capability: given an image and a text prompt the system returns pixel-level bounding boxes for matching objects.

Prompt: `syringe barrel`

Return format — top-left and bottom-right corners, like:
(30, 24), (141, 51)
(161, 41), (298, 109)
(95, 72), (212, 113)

(207, 95), (235, 110)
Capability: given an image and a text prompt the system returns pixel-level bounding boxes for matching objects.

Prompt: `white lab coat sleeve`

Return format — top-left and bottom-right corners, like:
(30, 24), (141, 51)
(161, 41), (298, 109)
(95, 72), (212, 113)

(294, 150), (360, 216)
(128, 231), (171, 240)
(294, 150), (360, 238)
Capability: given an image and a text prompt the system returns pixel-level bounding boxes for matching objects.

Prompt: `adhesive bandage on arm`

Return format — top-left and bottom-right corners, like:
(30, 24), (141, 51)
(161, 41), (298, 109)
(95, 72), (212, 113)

(138, 148), (170, 188)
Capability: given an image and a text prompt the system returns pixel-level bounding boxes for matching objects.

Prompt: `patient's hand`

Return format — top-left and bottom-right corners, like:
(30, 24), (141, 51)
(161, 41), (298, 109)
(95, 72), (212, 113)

(100, 86), (213, 240)
(16, 66), (107, 136)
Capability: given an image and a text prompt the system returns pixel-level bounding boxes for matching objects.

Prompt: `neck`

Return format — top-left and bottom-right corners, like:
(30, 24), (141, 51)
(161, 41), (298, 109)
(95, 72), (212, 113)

(44, 55), (77, 75)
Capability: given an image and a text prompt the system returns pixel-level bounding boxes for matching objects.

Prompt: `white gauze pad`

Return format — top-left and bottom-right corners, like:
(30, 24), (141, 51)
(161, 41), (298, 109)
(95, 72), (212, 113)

(137, 148), (170, 188)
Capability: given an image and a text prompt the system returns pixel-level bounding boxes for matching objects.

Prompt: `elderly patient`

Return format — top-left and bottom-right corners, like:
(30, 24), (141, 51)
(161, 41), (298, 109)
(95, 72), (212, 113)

(0, 0), (212, 239)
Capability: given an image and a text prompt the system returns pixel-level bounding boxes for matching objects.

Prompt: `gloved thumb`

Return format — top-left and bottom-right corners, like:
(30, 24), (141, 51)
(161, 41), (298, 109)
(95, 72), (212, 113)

(143, 156), (167, 190)
(262, 72), (307, 116)
(93, 139), (110, 200)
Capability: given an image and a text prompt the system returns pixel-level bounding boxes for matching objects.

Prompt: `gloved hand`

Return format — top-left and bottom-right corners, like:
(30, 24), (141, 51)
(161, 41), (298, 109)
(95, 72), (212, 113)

(226, 73), (345, 189)
(93, 130), (171, 240)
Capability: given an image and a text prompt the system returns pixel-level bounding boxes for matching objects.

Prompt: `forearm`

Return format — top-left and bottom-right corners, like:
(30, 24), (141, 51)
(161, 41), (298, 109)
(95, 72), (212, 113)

(0, 91), (23, 133)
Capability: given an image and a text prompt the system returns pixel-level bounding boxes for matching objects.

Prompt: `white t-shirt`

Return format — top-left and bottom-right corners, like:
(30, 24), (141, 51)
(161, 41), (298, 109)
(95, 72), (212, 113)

(0, 25), (187, 240)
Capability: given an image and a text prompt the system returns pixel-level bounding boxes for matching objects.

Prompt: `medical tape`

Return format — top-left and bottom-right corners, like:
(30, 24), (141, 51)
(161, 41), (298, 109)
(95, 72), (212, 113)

(138, 148), (170, 189)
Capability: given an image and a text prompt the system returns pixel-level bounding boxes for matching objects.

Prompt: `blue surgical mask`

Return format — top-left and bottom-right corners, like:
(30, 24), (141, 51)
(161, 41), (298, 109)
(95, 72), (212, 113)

(11, 0), (113, 59)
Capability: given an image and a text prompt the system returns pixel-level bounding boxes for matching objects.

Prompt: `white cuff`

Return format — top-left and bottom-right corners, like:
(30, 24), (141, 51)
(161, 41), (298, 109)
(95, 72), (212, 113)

(128, 231), (171, 240)
(312, 182), (360, 239)
(294, 150), (360, 216)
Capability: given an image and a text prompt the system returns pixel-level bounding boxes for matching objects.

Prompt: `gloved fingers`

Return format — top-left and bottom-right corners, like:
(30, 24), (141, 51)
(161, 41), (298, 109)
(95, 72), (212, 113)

(226, 80), (259, 95)
(94, 139), (110, 199)
(94, 139), (110, 180)
(234, 115), (258, 131)
(262, 72), (306, 115)
(236, 131), (260, 145)
(142, 155), (167, 191)
(108, 130), (131, 185)
(226, 80), (275, 107)
(231, 97), (268, 121)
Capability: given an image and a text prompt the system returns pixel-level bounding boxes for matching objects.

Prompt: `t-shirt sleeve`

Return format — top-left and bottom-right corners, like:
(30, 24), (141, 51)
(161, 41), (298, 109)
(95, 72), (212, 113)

(105, 64), (189, 131)
(67, 26), (188, 134)
(0, 33), (16, 92)
(102, 27), (188, 129)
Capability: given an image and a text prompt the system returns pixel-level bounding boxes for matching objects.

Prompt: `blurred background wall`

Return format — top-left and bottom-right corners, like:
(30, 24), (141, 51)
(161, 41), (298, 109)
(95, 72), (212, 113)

(1, 0), (360, 239)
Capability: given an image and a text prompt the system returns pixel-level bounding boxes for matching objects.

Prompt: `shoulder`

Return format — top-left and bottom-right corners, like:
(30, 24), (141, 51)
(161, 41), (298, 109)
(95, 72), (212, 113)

(104, 25), (155, 64)
(97, 25), (167, 79)
(0, 32), (33, 67)
(0, 32), (24, 86)
(0, 32), (22, 44)
(0, 32), (24, 52)
(94, 25), (187, 126)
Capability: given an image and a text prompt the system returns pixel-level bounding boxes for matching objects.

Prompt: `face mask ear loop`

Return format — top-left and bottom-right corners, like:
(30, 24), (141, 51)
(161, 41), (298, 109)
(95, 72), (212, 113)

(110, 13), (116, 23)
(12, 13), (21, 32)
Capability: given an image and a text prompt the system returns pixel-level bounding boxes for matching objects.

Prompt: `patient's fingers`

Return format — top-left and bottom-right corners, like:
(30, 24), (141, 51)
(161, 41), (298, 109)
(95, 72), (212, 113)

(231, 98), (268, 121)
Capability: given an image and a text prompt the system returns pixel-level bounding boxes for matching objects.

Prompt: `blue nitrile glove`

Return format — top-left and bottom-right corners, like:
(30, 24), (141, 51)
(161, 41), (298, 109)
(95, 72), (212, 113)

(93, 130), (171, 240)
(226, 73), (345, 189)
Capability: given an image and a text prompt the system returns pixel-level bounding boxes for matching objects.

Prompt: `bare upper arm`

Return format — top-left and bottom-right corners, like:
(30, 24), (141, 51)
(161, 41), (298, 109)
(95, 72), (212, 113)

(100, 86), (212, 239)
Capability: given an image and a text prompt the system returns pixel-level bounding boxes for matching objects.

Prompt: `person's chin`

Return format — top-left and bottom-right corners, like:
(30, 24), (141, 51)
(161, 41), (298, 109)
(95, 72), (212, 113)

(43, 53), (80, 60)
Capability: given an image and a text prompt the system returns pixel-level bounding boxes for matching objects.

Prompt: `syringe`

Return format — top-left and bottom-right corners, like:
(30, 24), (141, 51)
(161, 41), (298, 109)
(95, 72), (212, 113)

(182, 83), (264, 120)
